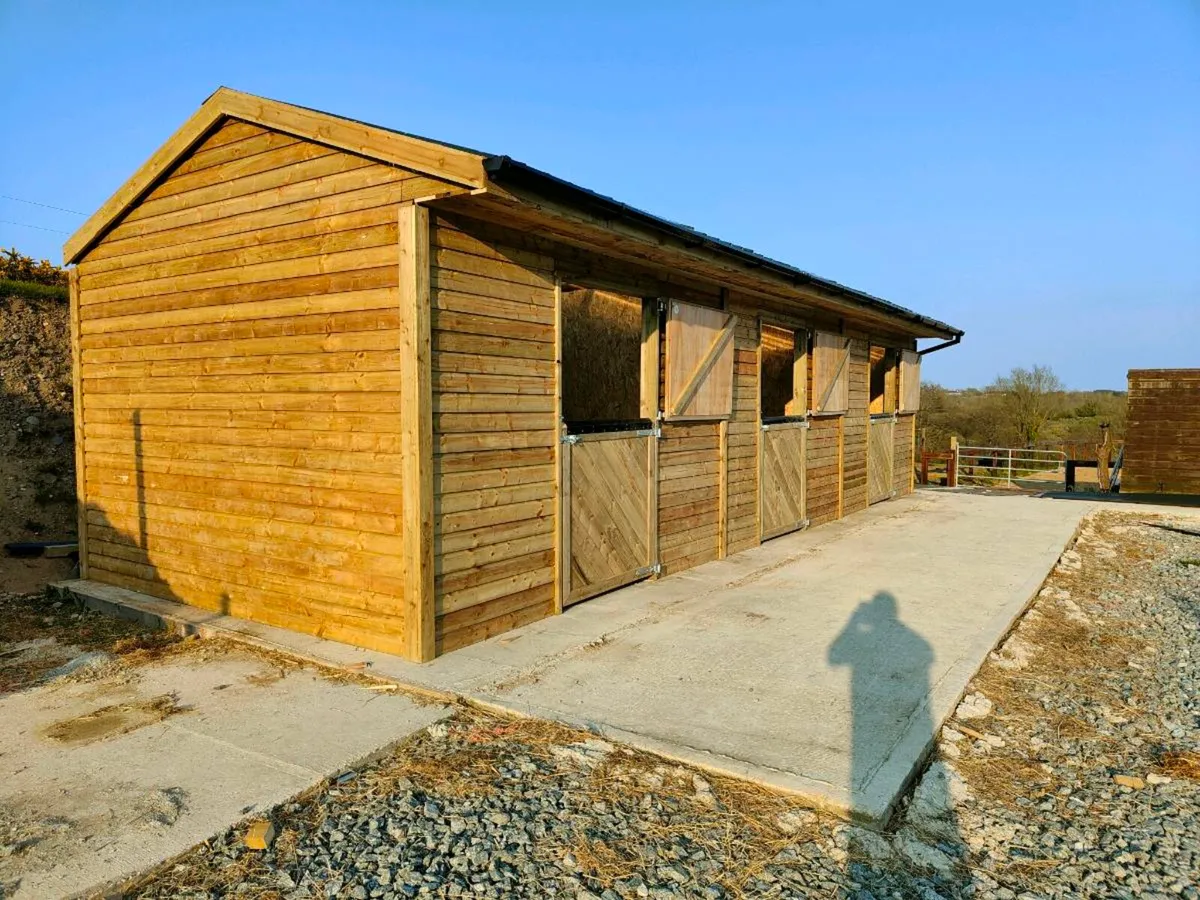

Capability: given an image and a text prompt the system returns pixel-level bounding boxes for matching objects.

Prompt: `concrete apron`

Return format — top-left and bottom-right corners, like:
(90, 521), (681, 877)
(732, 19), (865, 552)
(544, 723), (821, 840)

(58, 491), (1099, 827)
(0, 651), (448, 900)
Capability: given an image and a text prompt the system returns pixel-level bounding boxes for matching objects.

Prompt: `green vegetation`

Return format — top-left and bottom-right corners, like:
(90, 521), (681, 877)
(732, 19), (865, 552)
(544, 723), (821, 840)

(0, 278), (68, 302)
(920, 365), (1126, 451)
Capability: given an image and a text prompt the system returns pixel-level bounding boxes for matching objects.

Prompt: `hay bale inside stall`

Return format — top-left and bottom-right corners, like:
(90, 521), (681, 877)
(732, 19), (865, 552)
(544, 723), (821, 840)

(561, 288), (644, 424)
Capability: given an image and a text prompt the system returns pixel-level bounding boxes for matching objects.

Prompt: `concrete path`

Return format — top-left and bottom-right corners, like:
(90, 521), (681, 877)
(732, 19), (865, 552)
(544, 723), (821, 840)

(0, 647), (447, 899)
(60, 491), (1098, 826)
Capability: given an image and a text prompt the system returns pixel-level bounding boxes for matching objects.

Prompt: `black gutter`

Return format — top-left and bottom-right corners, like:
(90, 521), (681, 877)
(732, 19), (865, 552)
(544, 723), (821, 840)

(918, 334), (962, 356)
(482, 155), (964, 341)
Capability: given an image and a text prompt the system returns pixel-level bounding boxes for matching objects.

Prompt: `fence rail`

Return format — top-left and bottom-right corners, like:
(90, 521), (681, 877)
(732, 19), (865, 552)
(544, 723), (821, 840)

(955, 445), (1066, 488)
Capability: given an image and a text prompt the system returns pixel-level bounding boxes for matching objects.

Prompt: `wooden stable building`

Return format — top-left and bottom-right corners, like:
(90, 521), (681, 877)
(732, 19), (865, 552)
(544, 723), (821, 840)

(64, 89), (963, 662)
(1123, 369), (1200, 495)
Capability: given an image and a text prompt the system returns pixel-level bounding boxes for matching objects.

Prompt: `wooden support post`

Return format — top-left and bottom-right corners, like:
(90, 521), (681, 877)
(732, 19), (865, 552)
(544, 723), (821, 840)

(754, 317), (763, 543)
(910, 418), (917, 493)
(398, 203), (434, 663)
(836, 417), (845, 519)
(641, 297), (661, 575)
(68, 268), (88, 579)
(553, 279), (565, 613)
(718, 419), (729, 559)
(561, 440), (574, 597)
(647, 432), (659, 574)
(640, 300), (661, 420)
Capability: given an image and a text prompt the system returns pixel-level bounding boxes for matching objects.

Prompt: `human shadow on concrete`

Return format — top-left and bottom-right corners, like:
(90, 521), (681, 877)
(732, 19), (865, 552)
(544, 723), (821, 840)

(829, 591), (972, 896)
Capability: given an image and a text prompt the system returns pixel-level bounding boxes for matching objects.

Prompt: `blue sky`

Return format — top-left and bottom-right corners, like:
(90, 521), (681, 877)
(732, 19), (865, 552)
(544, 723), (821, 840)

(2, 1), (1196, 389)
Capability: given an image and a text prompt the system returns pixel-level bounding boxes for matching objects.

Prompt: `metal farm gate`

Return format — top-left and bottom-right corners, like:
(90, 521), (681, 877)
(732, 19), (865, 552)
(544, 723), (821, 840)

(759, 420), (808, 540)
(560, 428), (658, 606)
(868, 415), (896, 504)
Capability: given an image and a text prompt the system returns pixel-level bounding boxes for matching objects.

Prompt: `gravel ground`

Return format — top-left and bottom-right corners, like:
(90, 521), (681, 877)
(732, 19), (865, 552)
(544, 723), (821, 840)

(121, 510), (1199, 900)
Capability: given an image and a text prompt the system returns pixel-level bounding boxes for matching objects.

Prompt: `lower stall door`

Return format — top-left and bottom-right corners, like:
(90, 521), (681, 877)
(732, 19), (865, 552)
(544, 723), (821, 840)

(562, 429), (656, 606)
(759, 421), (808, 540)
(868, 417), (896, 504)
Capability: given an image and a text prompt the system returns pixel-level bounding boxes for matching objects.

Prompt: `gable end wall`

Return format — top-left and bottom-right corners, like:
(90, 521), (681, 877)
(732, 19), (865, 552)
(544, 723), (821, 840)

(74, 119), (462, 654)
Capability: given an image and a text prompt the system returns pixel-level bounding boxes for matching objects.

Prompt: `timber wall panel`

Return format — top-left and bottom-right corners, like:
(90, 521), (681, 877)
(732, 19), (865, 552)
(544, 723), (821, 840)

(841, 338), (870, 514)
(658, 422), (721, 574)
(894, 415), (915, 496)
(430, 213), (557, 652)
(726, 310), (760, 554)
(75, 119), (461, 656)
(807, 416), (841, 526)
(1124, 369), (1200, 494)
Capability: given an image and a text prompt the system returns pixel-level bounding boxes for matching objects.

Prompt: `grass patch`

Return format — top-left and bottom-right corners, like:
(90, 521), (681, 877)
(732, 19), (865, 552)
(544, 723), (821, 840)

(1, 279), (68, 302)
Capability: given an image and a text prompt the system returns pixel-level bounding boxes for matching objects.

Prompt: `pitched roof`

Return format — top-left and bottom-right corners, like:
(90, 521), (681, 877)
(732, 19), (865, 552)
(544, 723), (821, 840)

(65, 88), (961, 340)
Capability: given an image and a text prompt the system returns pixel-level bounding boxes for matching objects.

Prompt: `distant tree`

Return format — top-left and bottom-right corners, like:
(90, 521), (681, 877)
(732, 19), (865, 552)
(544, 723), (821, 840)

(992, 365), (1064, 446)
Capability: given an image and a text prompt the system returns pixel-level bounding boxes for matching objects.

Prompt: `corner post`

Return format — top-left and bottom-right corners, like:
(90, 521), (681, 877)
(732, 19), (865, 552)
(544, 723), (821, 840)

(398, 203), (434, 662)
(69, 268), (88, 578)
(553, 278), (565, 614)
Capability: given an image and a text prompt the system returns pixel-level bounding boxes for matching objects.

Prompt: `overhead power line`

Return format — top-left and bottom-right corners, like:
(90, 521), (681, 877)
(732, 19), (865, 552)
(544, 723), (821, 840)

(0, 193), (86, 216)
(0, 218), (71, 235)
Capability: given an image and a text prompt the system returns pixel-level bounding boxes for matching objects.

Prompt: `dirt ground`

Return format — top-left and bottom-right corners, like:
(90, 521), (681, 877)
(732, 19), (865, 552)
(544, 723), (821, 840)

(0, 590), (157, 695)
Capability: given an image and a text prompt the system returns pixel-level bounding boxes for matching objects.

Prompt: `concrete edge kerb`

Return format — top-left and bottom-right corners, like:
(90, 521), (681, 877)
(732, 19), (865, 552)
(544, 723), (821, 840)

(857, 506), (1098, 828)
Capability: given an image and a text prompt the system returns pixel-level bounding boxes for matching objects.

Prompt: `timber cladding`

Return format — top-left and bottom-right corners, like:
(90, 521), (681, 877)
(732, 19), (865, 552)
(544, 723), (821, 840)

(841, 338), (870, 514)
(66, 88), (960, 662)
(75, 119), (461, 656)
(429, 214), (557, 653)
(806, 417), (841, 526)
(658, 423), (721, 574)
(1123, 369), (1200, 495)
(893, 415), (916, 496)
(726, 315), (760, 555)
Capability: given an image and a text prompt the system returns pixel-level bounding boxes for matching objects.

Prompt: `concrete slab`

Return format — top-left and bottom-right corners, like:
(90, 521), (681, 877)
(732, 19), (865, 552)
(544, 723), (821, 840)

(0, 647), (448, 899)
(57, 490), (1106, 826)
(467, 491), (1096, 822)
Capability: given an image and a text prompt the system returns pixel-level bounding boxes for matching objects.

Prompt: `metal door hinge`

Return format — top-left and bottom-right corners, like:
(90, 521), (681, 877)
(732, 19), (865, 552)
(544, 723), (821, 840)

(636, 427), (662, 438)
(635, 562), (662, 577)
(561, 434), (581, 445)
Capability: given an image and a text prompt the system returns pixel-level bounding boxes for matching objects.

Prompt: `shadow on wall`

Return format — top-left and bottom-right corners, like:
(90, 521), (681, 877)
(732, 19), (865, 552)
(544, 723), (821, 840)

(82, 408), (230, 620)
(829, 591), (971, 892)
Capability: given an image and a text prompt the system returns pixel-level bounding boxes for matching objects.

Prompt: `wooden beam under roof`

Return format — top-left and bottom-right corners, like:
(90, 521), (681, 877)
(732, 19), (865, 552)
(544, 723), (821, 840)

(428, 186), (952, 340)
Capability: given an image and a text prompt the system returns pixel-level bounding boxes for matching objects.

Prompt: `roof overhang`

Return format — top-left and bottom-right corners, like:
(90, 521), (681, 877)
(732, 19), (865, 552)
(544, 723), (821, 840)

(429, 158), (963, 340)
(63, 87), (488, 265)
